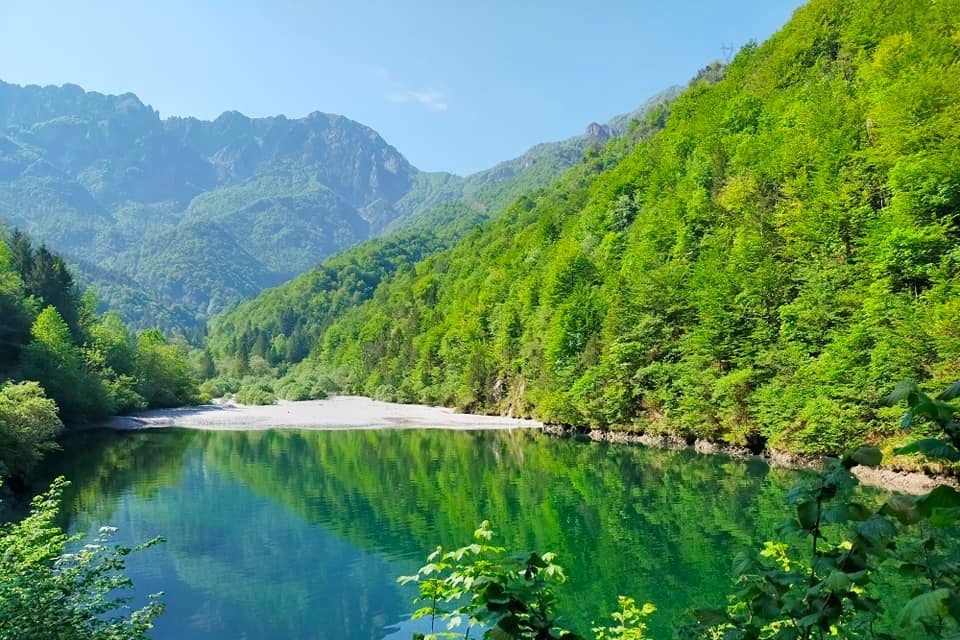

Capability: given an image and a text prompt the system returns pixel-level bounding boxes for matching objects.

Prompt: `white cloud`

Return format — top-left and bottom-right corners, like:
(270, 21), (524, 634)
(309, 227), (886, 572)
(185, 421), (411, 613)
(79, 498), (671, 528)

(388, 88), (449, 112)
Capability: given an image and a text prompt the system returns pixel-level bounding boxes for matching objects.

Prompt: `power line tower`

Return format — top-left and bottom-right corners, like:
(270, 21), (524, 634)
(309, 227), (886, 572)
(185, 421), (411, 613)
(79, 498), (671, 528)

(721, 43), (735, 63)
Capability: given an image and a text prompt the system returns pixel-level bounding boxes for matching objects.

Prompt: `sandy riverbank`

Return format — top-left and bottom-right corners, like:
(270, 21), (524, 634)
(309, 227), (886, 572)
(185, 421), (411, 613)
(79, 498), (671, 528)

(102, 395), (542, 431)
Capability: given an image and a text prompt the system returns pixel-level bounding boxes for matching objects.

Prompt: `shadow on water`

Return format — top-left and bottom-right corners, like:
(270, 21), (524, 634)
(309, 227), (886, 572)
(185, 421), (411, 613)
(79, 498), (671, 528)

(40, 427), (809, 640)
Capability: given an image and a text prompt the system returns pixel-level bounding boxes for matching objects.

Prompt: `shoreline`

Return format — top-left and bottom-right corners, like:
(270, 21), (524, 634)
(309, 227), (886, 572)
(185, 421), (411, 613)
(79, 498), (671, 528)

(98, 395), (955, 495)
(540, 424), (958, 495)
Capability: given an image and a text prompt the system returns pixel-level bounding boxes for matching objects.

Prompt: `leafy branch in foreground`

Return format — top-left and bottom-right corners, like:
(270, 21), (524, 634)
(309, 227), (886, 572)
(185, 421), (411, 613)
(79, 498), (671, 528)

(680, 452), (895, 640)
(0, 477), (164, 640)
(593, 597), (655, 640)
(681, 380), (960, 639)
(399, 520), (654, 640)
(888, 380), (960, 464)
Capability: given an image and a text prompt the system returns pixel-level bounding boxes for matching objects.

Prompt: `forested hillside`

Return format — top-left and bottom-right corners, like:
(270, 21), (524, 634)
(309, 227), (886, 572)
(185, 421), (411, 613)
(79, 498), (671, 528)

(206, 89), (680, 374)
(213, 0), (960, 456)
(0, 228), (196, 481)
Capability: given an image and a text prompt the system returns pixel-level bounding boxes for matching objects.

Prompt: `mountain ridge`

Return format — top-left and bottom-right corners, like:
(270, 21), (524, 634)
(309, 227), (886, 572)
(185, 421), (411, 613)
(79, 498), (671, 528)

(0, 78), (683, 330)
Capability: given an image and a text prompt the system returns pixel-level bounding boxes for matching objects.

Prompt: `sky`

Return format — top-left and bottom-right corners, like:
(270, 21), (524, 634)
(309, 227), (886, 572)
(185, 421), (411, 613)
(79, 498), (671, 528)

(0, 0), (805, 175)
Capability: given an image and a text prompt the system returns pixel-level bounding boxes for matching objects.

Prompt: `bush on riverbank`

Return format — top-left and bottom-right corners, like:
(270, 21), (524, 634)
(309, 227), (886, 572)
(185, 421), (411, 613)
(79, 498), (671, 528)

(235, 379), (277, 405)
(0, 382), (63, 480)
(274, 368), (333, 401)
(0, 229), (200, 482)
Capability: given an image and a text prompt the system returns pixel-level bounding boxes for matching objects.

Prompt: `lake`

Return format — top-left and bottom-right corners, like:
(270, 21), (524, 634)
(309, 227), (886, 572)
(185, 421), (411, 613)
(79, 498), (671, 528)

(44, 427), (807, 639)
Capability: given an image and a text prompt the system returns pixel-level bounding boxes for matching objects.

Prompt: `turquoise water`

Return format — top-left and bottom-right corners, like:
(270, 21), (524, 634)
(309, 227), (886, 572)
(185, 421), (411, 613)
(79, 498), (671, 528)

(45, 427), (808, 639)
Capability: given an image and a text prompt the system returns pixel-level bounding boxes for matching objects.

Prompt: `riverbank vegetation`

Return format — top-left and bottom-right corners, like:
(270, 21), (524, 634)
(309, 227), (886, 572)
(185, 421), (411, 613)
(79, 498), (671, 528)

(0, 229), (198, 481)
(2, 378), (955, 639)
(209, 0), (960, 465)
(401, 383), (960, 639)
(0, 478), (163, 640)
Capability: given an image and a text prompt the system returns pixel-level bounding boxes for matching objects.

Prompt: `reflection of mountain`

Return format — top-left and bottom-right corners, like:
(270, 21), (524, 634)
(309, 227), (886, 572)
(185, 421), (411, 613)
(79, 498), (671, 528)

(49, 429), (802, 638)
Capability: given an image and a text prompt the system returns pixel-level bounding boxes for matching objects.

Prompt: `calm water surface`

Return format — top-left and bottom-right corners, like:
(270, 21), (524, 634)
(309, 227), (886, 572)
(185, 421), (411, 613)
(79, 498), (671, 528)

(44, 428), (809, 639)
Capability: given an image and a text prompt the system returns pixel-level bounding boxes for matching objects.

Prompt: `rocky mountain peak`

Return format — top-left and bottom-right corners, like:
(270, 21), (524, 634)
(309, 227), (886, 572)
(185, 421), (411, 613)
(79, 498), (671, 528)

(584, 121), (612, 141)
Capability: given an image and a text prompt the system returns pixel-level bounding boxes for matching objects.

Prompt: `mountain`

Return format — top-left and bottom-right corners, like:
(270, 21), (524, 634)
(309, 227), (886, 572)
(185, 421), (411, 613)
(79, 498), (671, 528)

(205, 87), (681, 363)
(385, 85), (681, 237)
(0, 80), (681, 331)
(0, 81), (428, 329)
(211, 0), (960, 458)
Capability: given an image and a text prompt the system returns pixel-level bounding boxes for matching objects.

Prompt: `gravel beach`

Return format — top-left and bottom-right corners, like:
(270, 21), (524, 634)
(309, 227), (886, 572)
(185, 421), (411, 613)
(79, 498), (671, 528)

(102, 395), (542, 431)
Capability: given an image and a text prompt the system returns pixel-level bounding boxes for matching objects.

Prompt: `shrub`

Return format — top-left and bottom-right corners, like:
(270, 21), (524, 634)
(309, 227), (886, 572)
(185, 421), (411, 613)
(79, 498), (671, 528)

(0, 381), (63, 479)
(198, 375), (241, 400)
(0, 477), (163, 639)
(235, 380), (276, 406)
(274, 370), (333, 401)
(373, 384), (398, 403)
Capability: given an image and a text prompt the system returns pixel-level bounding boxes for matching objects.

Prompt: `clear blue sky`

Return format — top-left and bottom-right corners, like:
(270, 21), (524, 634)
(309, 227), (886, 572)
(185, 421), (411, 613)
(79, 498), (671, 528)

(0, 0), (804, 175)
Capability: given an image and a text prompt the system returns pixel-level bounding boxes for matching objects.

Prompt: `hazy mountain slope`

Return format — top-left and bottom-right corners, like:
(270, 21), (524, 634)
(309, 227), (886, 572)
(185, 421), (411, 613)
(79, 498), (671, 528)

(0, 79), (681, 330)
(0, 81), (427, 328)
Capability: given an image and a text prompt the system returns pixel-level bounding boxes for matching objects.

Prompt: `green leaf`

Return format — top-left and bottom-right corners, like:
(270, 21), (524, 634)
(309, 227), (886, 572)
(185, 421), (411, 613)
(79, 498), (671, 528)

(937, 380), (960, 402)
(913, 398), (954, 424)
(526, 552), (548, 569)
(916, 485), (960, 519)
(822, 571), (852, 592)
(886, 380), (919, 406)
(895, 439), (960, 462)
(492, 614), (522, 639)
(928, 507), (960, 527)
(844, 446), (883, 468)
(846, 502), (872, 521)
(797, 500), (819, 531)
(854, 516), (896, 548)
(882, 495), (921, 525)
(898, 589), (950, 627)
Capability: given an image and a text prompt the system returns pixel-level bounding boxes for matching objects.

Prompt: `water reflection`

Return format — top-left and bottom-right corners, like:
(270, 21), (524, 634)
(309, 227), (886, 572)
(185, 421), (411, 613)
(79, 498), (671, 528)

(47, 428), (802, 639)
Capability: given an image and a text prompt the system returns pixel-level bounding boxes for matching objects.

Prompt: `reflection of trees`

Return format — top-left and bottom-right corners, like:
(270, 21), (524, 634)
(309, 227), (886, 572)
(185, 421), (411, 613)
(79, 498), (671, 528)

(198, 429), (797, 636)
(48, 428), (809, 638)
(51, 433), (411, 640)
(42, 429), (198, 527)
(147, 457), (407, 640)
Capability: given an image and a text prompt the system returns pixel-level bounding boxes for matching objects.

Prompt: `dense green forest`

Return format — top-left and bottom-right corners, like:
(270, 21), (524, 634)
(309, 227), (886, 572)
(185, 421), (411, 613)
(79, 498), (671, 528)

(209, 0), (960, 460)
(0, 227), (197, 481)
(205, 96), (679, 405)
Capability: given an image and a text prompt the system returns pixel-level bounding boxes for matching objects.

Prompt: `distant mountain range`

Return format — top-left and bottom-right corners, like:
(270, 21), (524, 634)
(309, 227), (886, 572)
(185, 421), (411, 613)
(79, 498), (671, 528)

(0, 79), (679, 330)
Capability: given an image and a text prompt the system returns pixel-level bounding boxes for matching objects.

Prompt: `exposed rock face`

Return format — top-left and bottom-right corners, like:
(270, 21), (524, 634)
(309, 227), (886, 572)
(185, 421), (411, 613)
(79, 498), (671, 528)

(584, 121), (612, 141)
